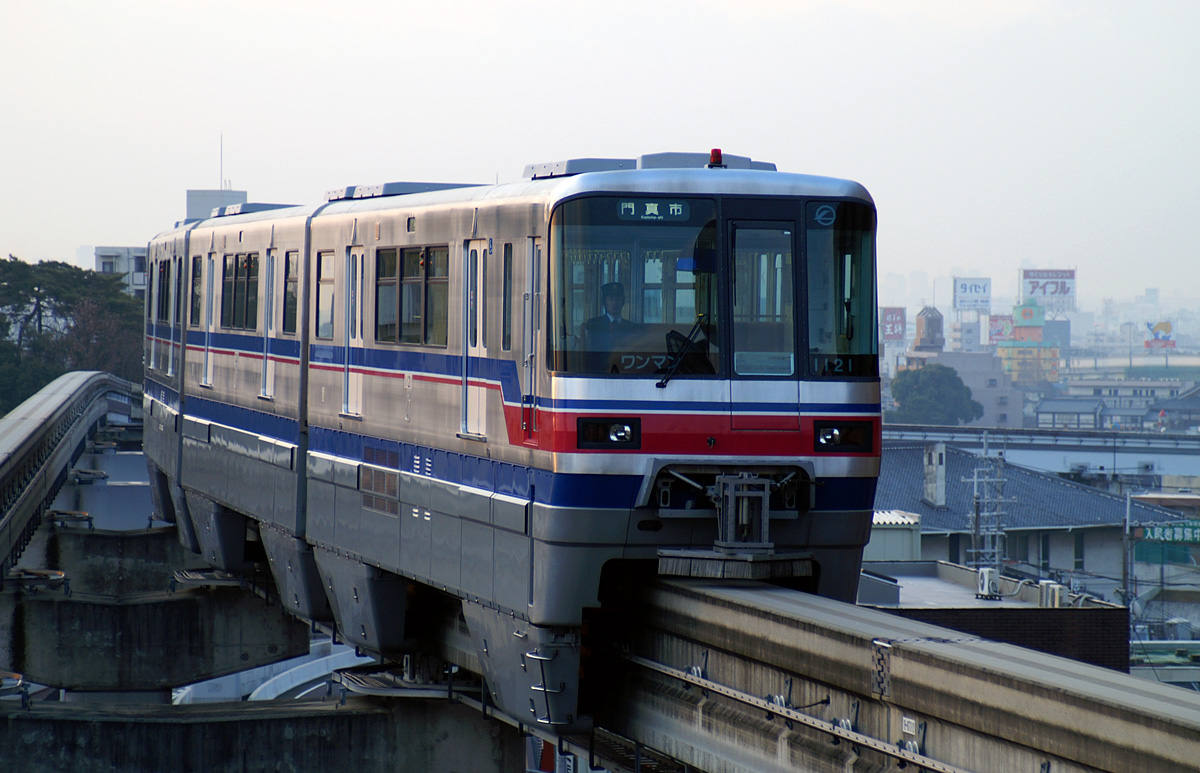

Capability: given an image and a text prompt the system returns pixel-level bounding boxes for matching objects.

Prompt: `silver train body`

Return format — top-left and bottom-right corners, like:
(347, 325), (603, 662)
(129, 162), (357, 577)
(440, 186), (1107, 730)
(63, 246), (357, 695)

(143, 152), (881, 727)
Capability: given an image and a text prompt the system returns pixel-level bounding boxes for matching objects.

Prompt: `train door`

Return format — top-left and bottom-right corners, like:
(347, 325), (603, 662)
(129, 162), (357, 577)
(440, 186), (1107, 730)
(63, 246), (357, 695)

(260, 249), (276, 398)
(522, 237), (541, 441)
(728, 219), (800, 431)
(202, 253), (216, 386)
(462, 239), (488, 439)
(342, 246), (364, 416)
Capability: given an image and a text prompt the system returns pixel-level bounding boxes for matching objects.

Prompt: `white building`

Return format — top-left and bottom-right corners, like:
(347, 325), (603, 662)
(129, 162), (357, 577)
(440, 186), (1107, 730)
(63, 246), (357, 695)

(94, 245), (147, 301)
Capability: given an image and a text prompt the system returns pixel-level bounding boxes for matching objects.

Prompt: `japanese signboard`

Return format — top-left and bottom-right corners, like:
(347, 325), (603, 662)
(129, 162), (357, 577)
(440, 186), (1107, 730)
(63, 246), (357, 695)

(989, 315), (1014, 344)
(1021, 269), (1076, 313)
(880, 307), (906, 342)
(1141, 521), (1200, 543)
(953, 277), (991, 311)
(1145, 321), (1176, 349)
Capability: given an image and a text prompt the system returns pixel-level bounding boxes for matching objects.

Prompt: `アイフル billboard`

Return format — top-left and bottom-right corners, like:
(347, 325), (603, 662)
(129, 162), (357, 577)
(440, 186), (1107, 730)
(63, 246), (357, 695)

(1020, 269), (1075, 313)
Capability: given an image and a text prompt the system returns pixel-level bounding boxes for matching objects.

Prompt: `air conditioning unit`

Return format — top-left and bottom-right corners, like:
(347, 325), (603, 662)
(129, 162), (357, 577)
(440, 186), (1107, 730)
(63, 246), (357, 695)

(977, 567), (999, 598)
(1039, 580), (1065, 608)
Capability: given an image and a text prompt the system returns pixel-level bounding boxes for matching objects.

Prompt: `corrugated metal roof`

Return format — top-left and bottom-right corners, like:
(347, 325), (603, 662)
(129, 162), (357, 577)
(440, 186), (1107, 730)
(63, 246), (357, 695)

(872, 510), (921, 526)
(876, 444), (1183, 533)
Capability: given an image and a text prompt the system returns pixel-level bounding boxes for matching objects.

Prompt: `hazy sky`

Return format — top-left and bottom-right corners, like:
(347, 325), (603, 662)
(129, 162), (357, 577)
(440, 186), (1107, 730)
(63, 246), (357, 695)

(2, 1), (1197, 307)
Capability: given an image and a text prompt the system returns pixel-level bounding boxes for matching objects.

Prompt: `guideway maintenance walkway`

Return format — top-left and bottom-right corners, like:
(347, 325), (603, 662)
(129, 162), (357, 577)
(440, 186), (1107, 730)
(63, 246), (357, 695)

(594, 578), (1200, 773)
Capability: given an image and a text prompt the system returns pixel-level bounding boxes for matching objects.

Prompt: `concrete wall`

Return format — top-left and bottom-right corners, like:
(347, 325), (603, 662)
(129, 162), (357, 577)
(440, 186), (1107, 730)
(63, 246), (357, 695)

(0, 696), (523, 773)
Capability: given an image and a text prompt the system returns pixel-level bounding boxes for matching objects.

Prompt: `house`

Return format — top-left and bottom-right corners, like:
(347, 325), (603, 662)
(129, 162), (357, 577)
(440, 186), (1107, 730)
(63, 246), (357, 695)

(875, 442), (1189, 607)
(1147, 384), (1200, 432)
(1035, 397), (1104, 429)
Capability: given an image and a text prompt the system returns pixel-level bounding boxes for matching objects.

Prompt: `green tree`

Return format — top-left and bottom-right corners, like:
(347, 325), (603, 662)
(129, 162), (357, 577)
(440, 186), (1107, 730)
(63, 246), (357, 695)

(885, 363), (984, 426)
(0, 255), (143, 416)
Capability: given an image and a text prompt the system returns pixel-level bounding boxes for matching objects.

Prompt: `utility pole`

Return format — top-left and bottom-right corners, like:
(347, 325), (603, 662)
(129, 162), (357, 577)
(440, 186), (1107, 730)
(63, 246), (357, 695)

(1122, 492), (1131, 630)
(965, 434), (1014, 575)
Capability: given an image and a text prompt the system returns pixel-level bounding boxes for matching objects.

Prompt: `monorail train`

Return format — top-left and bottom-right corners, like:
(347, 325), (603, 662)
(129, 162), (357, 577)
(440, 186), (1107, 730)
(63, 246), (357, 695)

(143, 150), (880, 728)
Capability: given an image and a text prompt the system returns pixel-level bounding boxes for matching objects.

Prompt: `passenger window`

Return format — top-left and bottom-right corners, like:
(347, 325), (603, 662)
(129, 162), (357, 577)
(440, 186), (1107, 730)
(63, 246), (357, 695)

(282, 252), (299, 334)
(190, 257), (202, 327)
(425, 246), (449, 346)
(375, 248), (398, 342)
(316, 251), (335, 339)
(375, 245), (449, 347)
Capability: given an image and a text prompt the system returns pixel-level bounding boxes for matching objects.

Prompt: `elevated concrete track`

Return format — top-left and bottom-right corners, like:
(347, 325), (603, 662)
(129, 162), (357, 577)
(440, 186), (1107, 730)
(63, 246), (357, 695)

(595, 578), (1200, 773)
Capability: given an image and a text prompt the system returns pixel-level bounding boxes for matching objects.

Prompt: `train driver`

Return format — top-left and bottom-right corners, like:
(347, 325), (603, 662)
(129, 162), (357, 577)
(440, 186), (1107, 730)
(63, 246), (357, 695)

(582, 282), (630, 369)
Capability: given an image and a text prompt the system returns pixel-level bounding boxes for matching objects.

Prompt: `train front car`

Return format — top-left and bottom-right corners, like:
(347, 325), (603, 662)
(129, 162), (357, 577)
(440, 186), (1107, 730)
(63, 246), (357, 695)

(520, 154), (880, 720)
(139, 152), (879, 737)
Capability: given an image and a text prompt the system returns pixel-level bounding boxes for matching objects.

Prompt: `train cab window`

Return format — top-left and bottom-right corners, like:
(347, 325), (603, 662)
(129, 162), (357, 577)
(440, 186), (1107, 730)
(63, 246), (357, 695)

(731, 224), (794, 376)
(550, 196), (719, 376)
(316, 251), (335, 339)
(805, 202), (878, 378)
(283, 251), (299, 334)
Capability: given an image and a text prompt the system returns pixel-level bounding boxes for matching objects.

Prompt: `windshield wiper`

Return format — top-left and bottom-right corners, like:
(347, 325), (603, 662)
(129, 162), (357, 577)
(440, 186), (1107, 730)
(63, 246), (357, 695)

(656, 313), (707, 388)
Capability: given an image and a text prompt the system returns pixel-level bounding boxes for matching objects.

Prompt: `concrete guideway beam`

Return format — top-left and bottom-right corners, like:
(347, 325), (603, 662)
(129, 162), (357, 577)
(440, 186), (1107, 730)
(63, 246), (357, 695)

(8, 586), (309, 691)
(603, 578), (1200, 773)
(0, 695), (525, 773)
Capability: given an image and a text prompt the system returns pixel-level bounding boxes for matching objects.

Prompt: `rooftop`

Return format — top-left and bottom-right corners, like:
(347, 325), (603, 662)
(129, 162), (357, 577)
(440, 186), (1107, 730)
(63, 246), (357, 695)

(876, 443), (1184, 533)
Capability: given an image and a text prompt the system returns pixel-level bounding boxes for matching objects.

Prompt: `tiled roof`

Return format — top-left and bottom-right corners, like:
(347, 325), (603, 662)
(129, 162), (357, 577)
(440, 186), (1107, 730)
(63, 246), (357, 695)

(876, 444), (1184, 533)
(1035, 398), (1103, 414)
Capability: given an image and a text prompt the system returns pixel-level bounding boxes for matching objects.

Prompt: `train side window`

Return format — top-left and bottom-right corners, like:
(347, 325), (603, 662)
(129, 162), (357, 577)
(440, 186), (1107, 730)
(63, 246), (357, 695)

(232, 254), (247, 329)
(244, 253), (259, 331)
(156, 260), (171, 323)
(190, 255), (202, 327)
(282, 251), (299, 334)
(221, 255), (235, 328)
(425, 246), (449, 346)
(399, 248), (423, 344)
(146, 262), (154, 321)
(375, 248), (398, 342)
(316, 251), (335, 339)
(221, 253), (259, 331)
(502, 243), (513, 351)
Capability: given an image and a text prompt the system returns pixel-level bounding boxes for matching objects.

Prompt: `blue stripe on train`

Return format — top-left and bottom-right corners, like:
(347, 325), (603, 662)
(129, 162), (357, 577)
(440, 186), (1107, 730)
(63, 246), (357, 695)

(146, 378), (875, 512)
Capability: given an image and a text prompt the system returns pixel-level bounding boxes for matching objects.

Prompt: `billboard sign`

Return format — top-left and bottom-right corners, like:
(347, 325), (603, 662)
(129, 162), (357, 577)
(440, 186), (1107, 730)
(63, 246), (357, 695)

(880, 307), (906, 342)
(1145, 321), (1176, 349)
(989, 315), (1014, 344)
(1141, 521), (1200, 543)
(954, 277), (991, 311)
(1021, 269), (1076, 313)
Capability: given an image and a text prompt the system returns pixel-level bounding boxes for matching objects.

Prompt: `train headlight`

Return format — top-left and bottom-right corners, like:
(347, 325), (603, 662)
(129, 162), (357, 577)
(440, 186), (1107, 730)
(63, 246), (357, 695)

(813, 421), (873, 453)
(577, 418), (641, 449)
(609, 424), (633, 443)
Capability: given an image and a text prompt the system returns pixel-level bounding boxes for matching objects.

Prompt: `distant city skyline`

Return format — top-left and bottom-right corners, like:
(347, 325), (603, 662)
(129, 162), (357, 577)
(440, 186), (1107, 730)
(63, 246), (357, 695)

(4, 1), (1198, 306)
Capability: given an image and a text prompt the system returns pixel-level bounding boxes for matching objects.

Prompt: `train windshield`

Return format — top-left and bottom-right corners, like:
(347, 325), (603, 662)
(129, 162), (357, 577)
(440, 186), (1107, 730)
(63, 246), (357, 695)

(805, 201), (878, 378)
(548, 196), (877, 378)
(549, 197), (720, 375)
